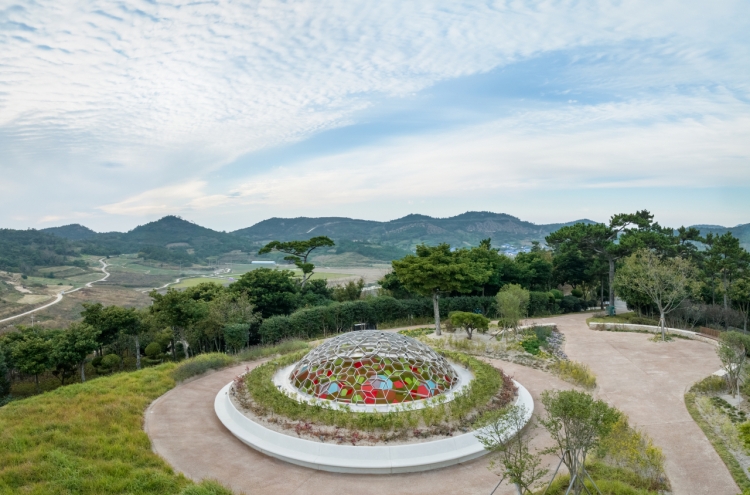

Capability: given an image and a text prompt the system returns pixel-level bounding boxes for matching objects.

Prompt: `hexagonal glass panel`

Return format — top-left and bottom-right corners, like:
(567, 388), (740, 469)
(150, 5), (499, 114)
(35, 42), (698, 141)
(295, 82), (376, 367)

(290, 331), (458, 405)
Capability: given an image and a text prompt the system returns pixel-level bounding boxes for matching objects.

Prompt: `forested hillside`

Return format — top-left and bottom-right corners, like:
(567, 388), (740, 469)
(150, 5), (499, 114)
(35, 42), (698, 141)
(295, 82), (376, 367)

(0, 229), (85, 273)
(233, 211), (595, 250)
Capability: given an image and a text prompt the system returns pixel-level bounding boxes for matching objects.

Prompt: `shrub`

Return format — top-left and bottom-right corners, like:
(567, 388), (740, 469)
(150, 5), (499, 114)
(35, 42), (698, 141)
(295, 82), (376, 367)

(527, 291), (552, 316)
(550, 360), (597, 389)
(559, 295), (583, 313)
(397, 328), (434, 338)
(145, 342), (162, 359)
(691, 375), (727, 394)
(571, 288), (584, 298)
(99, 354), (121, 374)
(171, 353), (234, 382)
(550, 289), (564, 300)
(521, 337), (541, 355)
(596, 417), (666, 487)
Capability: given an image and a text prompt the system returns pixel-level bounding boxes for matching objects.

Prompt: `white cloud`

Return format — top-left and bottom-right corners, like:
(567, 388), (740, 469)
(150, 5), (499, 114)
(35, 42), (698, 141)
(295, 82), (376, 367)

(0, 0), (748, 228)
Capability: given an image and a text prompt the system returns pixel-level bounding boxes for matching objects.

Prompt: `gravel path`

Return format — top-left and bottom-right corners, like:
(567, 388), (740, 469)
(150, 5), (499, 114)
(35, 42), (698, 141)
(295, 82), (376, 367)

(145, 312), (737, 495)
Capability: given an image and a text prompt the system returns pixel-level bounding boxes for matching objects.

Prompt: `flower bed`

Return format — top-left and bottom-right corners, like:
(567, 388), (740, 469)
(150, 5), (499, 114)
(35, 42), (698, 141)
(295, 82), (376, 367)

(234, 349), (515, 443)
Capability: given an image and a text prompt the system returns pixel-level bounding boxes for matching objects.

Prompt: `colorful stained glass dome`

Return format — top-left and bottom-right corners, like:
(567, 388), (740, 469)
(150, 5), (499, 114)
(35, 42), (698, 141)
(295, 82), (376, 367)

(289, 331), (459, 405)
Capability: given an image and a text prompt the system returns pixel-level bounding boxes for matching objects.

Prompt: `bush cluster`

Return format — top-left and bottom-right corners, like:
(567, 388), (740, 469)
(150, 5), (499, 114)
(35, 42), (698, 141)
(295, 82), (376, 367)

(259, 296), (500, 343)
(242, 349), (512, 433)
(550, 360), (597, 389)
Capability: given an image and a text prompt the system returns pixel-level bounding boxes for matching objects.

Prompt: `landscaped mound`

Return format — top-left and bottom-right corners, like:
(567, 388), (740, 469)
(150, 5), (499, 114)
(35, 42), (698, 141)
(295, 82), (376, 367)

(289, 331), (459, 405)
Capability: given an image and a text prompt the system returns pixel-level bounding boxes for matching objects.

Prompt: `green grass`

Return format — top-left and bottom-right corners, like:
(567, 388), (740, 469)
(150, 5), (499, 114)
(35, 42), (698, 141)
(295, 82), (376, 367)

(550, 360), (597, 389)
(170, 278), (227, 289)
(0, 364), (191, 495)
(685, 392), (750, 492)
(534, 462), (668, 494)
(0, 339), (313, 494)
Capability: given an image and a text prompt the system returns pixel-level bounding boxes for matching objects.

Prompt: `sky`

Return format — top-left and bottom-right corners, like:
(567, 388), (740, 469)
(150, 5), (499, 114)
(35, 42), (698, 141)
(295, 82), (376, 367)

(1, 0), (749, 233)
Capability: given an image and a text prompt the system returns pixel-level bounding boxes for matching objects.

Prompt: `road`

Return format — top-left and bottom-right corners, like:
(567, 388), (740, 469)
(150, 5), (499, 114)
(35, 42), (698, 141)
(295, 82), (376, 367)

(0, 258), (110, 324)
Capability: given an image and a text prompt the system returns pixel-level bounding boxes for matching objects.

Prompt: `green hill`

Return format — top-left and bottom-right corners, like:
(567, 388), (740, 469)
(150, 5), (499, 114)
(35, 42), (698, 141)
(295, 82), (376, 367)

(232, 211), (596, 251)
(40, 223), (99, 240)
(0, 229), (85, 273)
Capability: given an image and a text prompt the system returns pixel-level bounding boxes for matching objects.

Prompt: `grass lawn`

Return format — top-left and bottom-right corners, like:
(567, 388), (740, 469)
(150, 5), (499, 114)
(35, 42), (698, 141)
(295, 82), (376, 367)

(0, 364), (233, 495)
(170, 278), (228, 289)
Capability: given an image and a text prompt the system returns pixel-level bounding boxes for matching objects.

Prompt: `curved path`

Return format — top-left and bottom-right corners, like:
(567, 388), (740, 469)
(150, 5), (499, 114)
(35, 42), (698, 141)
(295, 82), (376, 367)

(145, 313), (737, 495)
(546, 313), (737, 495)
(0, 258), (110, 324)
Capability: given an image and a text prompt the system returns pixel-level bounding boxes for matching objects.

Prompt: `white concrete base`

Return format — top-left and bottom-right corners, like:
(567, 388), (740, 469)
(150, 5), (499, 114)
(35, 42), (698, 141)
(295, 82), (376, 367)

(215, 379), (533, 474)
(588, 322), (718, 346)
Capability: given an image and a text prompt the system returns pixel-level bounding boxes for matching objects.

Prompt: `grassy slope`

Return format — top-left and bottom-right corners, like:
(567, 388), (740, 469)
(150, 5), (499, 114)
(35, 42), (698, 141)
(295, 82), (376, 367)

(684, 392), (750, 493)
(0, 364), (188, 495)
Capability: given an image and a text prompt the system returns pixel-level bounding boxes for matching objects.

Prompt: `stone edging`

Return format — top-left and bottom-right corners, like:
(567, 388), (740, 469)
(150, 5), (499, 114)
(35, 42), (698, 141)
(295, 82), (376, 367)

(588, 322), (718, 346)
(214, 379), (533, 474)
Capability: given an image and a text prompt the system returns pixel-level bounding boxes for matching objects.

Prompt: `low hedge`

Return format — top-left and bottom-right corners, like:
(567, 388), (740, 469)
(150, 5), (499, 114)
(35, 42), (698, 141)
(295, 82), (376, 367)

(242, 349), (512, 433)
(259, 296), (501, 343)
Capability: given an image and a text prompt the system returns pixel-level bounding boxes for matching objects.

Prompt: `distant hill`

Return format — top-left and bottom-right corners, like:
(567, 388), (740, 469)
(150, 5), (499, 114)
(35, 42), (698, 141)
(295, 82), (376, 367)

(0, 229), (84, 273)
(41, 224), (98, 241)
(232, 211), (596, 251)
(692, 223), (750, 250)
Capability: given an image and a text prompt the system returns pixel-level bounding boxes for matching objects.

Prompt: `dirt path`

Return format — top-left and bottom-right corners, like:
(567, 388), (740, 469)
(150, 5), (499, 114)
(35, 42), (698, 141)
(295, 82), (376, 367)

(0, 258), (110, 324)
(145, 313), (737, 494)
(539, 312), (737, 495)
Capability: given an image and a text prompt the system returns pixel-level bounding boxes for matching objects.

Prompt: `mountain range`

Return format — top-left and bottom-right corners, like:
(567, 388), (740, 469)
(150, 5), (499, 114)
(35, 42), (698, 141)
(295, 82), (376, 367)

(0, 212), (744, 273)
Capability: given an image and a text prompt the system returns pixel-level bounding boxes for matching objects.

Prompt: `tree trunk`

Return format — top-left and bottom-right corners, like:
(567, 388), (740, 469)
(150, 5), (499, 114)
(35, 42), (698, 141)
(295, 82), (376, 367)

(600, 278), (604, 310)
(35, 374), (39, 393)
(80, 361), (86, 383)
(660, 311), (666, 341)
(171, 336), (177, 361)
(135, 334), (141, 370)
(608, 258), (616, 314)
(433, 290), (441, 336)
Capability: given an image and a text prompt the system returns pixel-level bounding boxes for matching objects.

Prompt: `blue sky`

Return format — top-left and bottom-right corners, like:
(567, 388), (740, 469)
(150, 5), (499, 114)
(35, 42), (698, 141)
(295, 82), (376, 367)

(1, 0), (748, 232)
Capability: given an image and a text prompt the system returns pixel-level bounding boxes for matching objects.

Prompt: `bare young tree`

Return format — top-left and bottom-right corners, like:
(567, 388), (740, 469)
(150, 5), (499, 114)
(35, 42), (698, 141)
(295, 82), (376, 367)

(615, 249), (696, 341)
(717, 331), (750, 398)
(477, 405), (547, 495)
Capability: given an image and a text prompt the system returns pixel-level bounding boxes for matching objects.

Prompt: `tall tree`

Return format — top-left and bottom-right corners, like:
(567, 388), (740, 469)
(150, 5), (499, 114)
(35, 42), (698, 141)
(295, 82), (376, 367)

(150, 288), (204, 360)
(717, 331), (750, 398)
(615, 249), (696, 340)
(546, 210), (662, 314)
(730, 277), (750, 332)
(258, 236), (334, 287)
(230, 268), (299, 318)
(10, 328), (52, 392)
(51, 323), (100, 383)
(392, 244), (490, 335)
(704, 232), (750, 312)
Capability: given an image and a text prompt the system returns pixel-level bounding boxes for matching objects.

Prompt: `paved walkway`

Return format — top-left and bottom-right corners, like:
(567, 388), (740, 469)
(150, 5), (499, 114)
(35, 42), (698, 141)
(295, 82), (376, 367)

(145, 313), (737, 495)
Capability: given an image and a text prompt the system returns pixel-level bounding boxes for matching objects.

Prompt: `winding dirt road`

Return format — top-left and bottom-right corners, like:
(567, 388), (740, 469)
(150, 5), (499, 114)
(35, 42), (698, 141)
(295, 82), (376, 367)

(0, 258), (110, 324)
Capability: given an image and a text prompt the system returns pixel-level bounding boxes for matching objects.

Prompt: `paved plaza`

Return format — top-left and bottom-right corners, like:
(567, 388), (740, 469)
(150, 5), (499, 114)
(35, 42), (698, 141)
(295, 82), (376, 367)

(145, 313), (737, 495)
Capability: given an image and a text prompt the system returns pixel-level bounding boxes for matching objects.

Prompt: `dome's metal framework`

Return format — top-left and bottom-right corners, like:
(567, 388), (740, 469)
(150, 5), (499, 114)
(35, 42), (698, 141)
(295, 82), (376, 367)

(289, 331), (459, 405)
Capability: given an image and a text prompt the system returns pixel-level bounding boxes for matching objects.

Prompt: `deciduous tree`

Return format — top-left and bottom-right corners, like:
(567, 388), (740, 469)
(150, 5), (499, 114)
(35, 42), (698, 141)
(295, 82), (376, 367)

(717, 331), (750, 397)
(448, 311), (489, 340)
(615, 249), (697, 340)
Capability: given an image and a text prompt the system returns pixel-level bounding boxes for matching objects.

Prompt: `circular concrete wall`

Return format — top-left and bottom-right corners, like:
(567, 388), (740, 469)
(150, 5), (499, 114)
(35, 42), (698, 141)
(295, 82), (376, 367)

(214, 379), (533, 474)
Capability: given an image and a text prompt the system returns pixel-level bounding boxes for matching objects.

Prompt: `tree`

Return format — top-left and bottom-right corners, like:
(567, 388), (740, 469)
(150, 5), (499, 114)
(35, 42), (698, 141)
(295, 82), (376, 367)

(51, 323), (100, 384)
(10, 329), (52, 392)
(150, 288), (204, 360)
(704, 233), (750, 313)
(392, 244), (490, 336)
(0, 344), (10, 399)
(496, 284), (530, 339)
(223, 323), (250, 353)
(539, 390), (620, 495)
(615, 249), (697, 340)
(478, 405), (547, 495)
(258, 236), (335, 287)
(546, 211), (660, 315)
(717, 331), (750, 398)
(730, 277), (750, 332)
(449, 311), (490, 340)
(230, 268), (299, 318)
(332, 278), (365, 302)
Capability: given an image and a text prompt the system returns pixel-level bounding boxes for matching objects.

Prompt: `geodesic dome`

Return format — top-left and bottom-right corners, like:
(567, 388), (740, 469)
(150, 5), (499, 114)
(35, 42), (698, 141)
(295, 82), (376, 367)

(289, 331), (459, 405)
